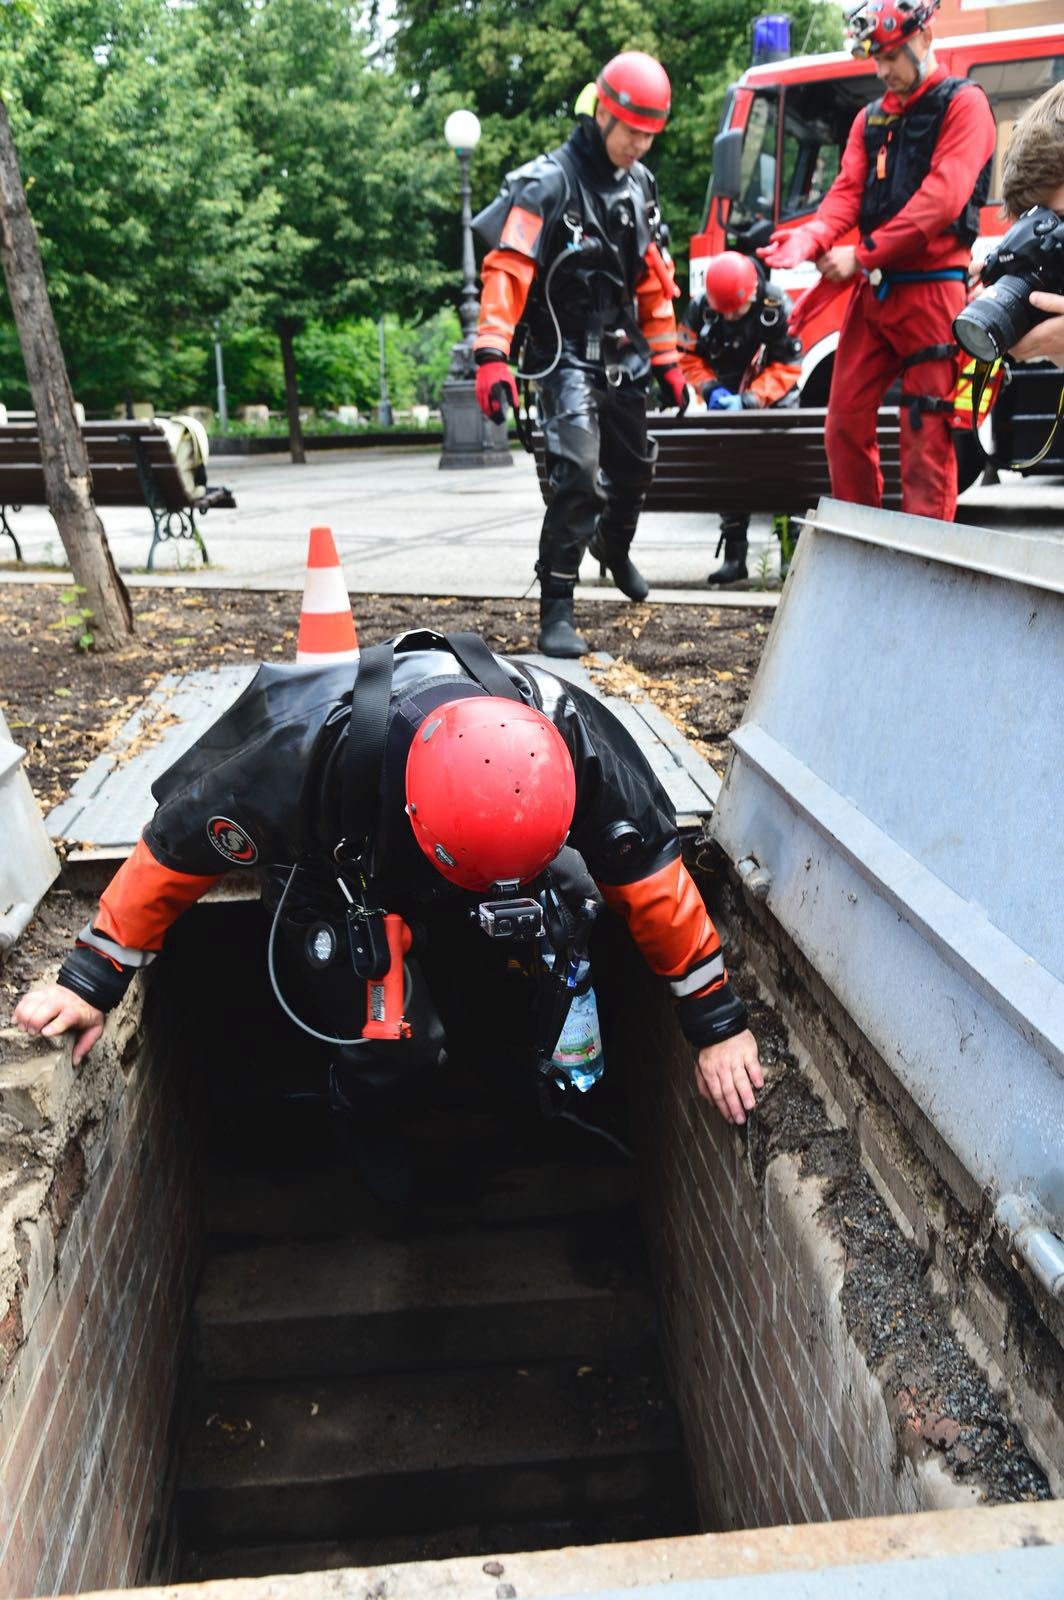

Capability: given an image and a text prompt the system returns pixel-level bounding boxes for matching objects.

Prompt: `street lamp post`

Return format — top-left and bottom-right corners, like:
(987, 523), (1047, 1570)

(212, 319), (229, 434)
(378, 315), (393, 426)
(439, 108), (512, 470)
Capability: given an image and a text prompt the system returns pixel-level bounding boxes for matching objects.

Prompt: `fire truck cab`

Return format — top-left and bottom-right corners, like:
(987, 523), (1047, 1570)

(694, 18), (1064, 482)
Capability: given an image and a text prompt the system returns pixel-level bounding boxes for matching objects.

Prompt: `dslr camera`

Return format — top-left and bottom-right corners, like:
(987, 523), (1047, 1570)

(954, 206), (1064, 363)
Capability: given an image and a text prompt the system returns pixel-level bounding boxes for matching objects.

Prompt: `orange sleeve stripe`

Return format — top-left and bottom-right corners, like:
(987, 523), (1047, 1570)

(679, 352), (715, 390)
(95, 836), (225, 953)
(474, 250), (536, 355)
(599, 857), (721, 978)
(749, 362), (801, 407)
(635, 269), (679, 366)
(499, 207), (544, 254)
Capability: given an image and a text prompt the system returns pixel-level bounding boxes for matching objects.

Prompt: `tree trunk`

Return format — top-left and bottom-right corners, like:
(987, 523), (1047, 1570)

(0, 100), (135, 651)
(278, 316), (305, 465)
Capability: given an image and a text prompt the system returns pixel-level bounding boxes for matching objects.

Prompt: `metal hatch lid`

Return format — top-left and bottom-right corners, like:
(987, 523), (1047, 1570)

(709, 496), (1064, 1238)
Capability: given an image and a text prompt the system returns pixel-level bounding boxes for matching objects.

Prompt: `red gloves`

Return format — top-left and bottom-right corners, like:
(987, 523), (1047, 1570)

(757, 225), (820, 271)
(475, 360), (519, 424)
(655, 363), (689, 414)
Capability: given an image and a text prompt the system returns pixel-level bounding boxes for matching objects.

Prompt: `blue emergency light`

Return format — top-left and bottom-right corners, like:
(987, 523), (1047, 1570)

(752, 14), (792, 64)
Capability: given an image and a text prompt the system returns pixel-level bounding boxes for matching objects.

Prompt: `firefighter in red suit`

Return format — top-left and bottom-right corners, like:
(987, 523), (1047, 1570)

(471, 53), (687, 658)
(11, 633), (762, 1136)
(758, 0), (995, 522)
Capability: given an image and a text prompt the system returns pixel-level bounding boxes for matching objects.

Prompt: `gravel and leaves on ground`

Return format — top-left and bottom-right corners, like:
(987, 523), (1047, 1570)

(0, 584), (770, 815)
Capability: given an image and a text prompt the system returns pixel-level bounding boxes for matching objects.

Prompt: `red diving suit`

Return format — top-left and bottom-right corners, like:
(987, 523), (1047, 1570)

(784, 67), (995, 520)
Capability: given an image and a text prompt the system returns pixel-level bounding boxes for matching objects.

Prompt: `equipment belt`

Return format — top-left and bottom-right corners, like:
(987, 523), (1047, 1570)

(871, 267), (967, 302)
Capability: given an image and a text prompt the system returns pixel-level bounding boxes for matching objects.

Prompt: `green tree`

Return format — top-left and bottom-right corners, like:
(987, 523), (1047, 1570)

(388, 0), (843, 288)
(0, 0), (282, 415)
(191, 0), (459, 459)
(0, 0), (136, 650)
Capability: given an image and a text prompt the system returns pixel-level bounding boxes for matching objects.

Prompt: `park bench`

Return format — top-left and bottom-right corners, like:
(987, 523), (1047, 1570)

(0, 417), (236, 572)
(530, 405), (902, 528)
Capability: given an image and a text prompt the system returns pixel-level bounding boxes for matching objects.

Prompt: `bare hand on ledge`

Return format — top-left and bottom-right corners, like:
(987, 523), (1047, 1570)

(11, 984), (104, 1067)
(696, 1028), (764, 1125)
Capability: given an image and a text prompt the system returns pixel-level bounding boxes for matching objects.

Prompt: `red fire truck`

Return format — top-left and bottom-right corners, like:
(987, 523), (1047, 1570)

(693, 20), (1064, 484)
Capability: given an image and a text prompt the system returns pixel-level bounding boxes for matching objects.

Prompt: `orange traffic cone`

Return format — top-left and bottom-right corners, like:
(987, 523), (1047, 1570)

(296, 526), (359, 665)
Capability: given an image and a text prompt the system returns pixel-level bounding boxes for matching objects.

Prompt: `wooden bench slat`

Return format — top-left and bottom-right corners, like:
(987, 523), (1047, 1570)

(531, 407), (903, 516)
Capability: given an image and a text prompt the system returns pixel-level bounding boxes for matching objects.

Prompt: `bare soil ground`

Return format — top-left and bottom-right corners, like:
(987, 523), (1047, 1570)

(0, 585), (768, 816)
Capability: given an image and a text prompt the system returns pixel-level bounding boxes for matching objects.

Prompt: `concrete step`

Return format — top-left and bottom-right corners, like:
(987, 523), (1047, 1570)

(202, 1158), (636, 1245)
(179, 1360), (688, 1551)
(182, 1506), (690, 1581)
(194, 1221), (656, 1381)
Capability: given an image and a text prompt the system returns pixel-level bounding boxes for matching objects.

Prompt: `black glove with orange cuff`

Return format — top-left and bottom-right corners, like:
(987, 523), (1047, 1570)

(474, 353), (520, 424)
(655, 363), (689, 415)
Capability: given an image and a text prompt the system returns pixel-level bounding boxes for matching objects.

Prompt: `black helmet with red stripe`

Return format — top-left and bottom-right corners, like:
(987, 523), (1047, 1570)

(595, 52), (671, 134)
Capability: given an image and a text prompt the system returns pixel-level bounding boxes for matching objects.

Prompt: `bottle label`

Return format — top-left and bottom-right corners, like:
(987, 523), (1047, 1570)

(552, 989), (604, 1079)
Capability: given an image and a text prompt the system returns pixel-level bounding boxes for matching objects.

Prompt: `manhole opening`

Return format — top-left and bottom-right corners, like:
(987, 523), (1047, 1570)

(150, 898), (700, 1582)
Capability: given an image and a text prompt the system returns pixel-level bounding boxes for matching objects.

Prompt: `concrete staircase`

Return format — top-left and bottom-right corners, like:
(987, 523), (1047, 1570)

(177, 1068), (695, 1580)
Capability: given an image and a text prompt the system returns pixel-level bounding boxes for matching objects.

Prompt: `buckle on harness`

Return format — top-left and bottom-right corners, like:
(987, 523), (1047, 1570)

(603, 328), (630, 386)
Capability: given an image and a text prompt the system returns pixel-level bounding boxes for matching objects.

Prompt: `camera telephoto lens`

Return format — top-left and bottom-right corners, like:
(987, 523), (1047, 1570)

(953, 274), (1040, 363)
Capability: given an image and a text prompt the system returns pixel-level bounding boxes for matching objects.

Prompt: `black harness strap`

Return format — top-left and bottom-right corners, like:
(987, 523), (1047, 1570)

(906, 394), (955, 431)
(900, 343), (961, 431)
(901, 342), (958, 368)
(340, 639), (396, 871)
(339, 632), (525, 871)
(445, 631), (526, 704)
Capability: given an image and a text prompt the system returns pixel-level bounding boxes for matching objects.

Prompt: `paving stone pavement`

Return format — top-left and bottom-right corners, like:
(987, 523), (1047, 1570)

(1, 442), (1059, 605)
(0, 445), (786, 605)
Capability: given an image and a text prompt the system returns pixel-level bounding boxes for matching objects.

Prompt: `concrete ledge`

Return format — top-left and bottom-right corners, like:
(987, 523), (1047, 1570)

(54, 1502), (1064, 1598)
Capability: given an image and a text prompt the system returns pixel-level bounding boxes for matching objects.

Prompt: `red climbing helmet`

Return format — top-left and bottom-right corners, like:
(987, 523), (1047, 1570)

(405, 697), (576, 892)
(595, 52), (671, 134)
(847, 0), (939, 57)
(705, 253), (760, 316)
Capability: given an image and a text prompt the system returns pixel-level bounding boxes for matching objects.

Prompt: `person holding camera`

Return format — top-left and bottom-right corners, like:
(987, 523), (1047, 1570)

(677, 252), (803, 585)
(471, 52), (688, 658)
(960, 79), (1064, 371)
(12, 631), (762, 1199)
(758, 0), (995, 522)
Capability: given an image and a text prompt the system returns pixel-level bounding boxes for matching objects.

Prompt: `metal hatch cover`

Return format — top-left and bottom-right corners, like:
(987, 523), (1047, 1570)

(709, 496), (1064, 1239)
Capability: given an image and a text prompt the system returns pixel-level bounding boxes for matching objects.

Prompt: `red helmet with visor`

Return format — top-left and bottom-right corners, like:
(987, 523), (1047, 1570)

(595, 52), (671, 134)
(847, 0), (938, 57)
(405, 697), (576, 892)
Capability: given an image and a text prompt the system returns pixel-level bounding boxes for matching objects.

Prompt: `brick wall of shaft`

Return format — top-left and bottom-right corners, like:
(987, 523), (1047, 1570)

(611, 855), (1059, 1531)
(0, 975), (202, 1598)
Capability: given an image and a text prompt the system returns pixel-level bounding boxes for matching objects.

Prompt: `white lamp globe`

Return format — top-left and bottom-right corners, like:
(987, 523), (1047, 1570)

(444, 109), (482, 153)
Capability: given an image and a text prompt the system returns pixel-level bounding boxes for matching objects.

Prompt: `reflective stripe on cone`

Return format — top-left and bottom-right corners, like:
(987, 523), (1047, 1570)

(296, 525), (359, 664)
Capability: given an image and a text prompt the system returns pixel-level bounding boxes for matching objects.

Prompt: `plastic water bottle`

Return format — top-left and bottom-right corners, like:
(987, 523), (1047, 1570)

(550, 958), (605, 1093)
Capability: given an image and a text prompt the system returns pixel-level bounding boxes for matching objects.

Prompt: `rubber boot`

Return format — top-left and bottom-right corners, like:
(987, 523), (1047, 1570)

(538, 595), (588, 658)
(707, 521), (748, 587)
(588, 530), (649, 602)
